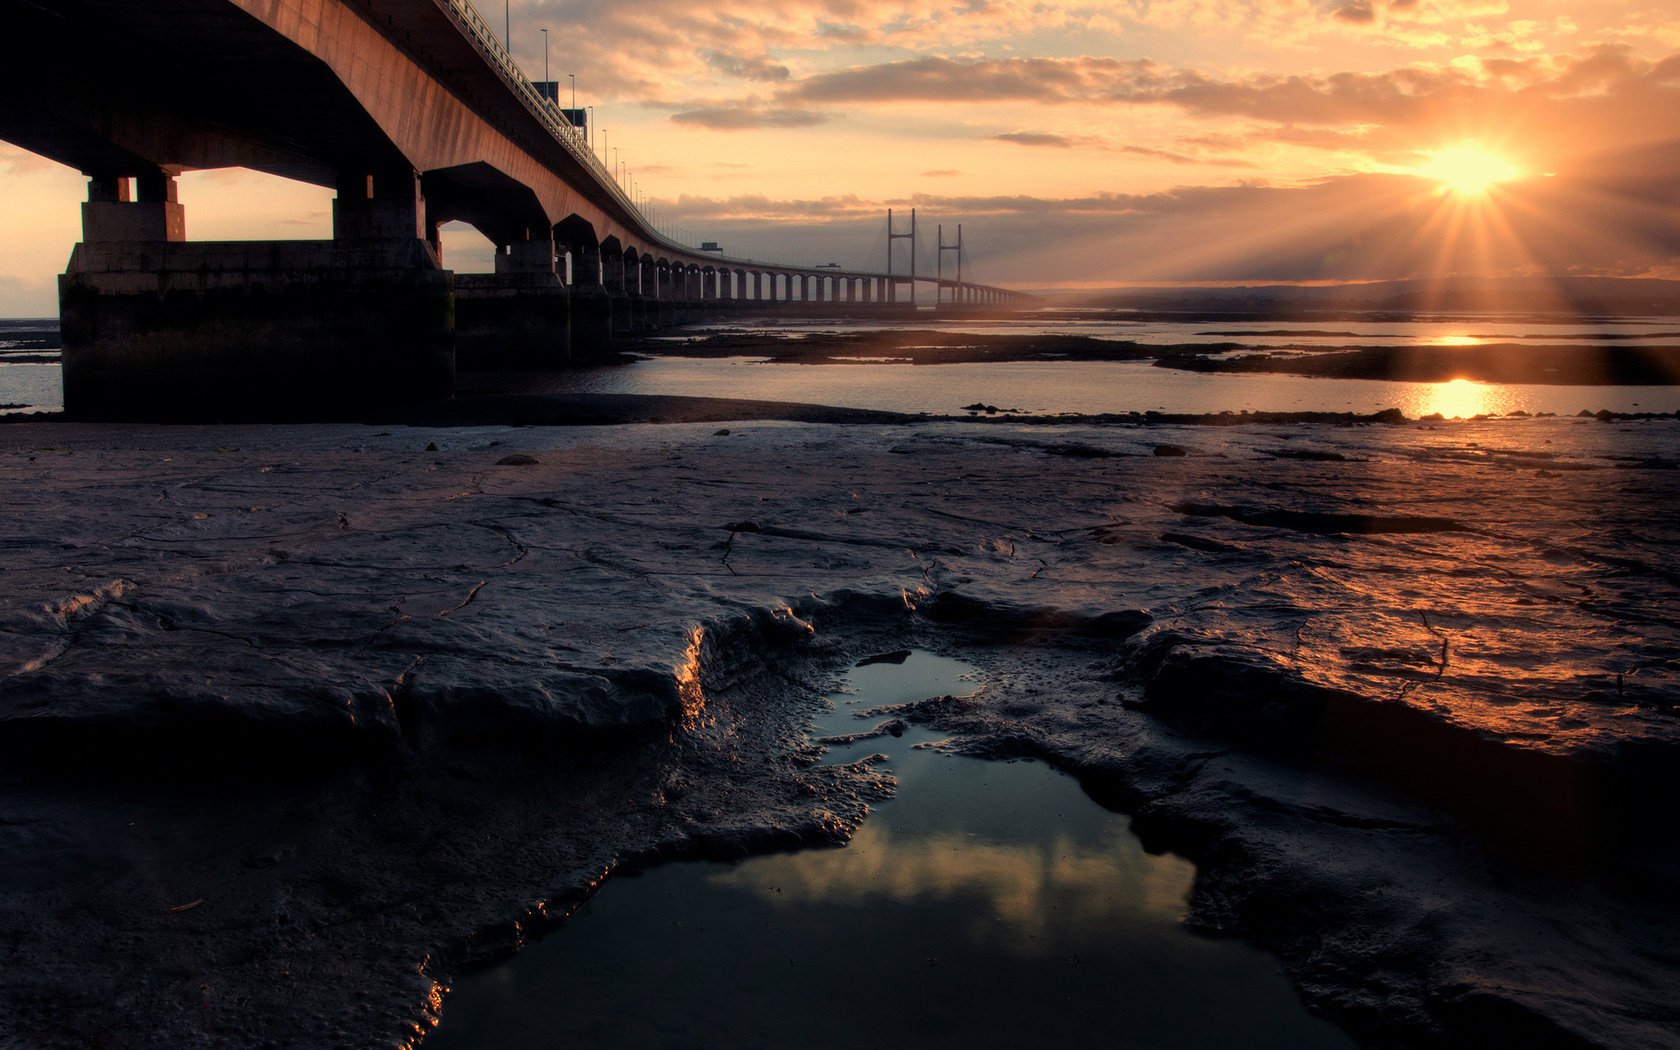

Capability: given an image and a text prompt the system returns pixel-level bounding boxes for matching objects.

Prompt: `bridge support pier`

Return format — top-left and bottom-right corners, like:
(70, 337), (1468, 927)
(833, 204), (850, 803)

(455, 231), (569, 367)
(59, 168), (453, 420)
(560, 242), (614, 353)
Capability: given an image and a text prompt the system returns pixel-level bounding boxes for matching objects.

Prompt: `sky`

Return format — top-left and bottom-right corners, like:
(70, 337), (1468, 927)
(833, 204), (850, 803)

(2, 0), (1679, 313)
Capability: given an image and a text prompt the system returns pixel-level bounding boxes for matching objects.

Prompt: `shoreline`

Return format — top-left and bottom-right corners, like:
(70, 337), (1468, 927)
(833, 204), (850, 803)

(8, 387), (1680, 429)
(624, 328), (1680, 386)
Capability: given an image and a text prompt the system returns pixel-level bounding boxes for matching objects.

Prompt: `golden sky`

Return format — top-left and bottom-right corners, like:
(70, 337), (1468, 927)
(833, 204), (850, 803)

(2, 0), (1678, 312)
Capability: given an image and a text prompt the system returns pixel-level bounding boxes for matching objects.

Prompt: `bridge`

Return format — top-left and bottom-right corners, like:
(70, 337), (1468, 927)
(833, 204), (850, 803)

(0, 0), (1034, 417)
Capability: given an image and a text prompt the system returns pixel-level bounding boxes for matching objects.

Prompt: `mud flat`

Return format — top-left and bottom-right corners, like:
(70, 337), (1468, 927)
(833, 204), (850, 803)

(1, 409), (1677, 1048)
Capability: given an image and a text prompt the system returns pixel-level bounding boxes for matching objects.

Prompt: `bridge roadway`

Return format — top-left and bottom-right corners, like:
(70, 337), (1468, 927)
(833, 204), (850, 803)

(0, 0), (1034, 418)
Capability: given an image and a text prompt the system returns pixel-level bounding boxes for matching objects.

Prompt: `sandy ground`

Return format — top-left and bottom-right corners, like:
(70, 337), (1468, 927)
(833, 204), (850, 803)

(1, 406), (1677, 1048)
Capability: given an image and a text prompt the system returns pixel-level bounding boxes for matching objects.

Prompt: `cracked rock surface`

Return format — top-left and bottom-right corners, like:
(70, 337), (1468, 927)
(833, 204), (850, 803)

(1, 416), (1677, 1048)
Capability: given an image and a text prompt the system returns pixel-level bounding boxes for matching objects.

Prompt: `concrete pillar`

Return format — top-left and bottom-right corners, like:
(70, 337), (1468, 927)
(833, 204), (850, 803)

(562, 241), (612, 350)
(602, 250), (626, 297)
(81, 169), (187, 244)
(458, 228), (569, 365)
(567, 244), (603, 289)
(333, 170), (426, 244)
(61, 164), (451, 419)
(495, 233), (555, 275)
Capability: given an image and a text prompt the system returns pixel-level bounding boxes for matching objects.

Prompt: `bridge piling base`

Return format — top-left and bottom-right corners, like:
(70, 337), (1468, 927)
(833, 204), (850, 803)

(454, 274), (570, 367)
(59, 239), (453, 420)
(569, 291), (614, 354)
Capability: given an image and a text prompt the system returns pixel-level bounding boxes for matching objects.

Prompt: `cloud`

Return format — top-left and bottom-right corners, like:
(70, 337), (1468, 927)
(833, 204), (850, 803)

(1120, 145), (1258, 168)
(703, 50), (791, 82)
(994, 132), (1081, 148)
(651, 138), (1680, 284)
(0, 143), (73, 179)
(921, 169), (963, 177)
(788, 55), (1156, 105)
(1332, 1), (1376, 23)
(992, 133), (1257, 167)
(669, 107), (829, 129)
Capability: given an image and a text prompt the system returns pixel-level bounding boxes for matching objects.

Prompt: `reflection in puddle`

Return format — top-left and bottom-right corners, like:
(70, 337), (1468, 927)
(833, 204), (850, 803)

(708, 825), (1196, 955)
(430, 651), (1355, 1050)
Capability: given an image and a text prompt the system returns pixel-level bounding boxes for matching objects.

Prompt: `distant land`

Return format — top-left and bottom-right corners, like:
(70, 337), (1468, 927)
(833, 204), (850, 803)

(1061, 276), (1680, 317)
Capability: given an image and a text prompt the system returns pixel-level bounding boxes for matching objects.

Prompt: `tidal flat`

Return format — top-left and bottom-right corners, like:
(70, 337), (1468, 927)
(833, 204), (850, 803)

(0, 410), (1677, 1048)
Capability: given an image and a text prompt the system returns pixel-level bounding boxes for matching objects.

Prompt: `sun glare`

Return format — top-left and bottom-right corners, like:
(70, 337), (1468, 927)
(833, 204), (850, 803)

(1419, 145), (1521, 197)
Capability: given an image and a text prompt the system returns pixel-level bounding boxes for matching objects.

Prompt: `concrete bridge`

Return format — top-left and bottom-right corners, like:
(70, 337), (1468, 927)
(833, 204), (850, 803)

(0, 0), (1034, 418)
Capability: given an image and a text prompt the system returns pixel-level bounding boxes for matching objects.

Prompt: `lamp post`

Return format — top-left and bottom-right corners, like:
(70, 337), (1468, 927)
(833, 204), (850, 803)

(588, 106), (595, 153)
(568, 73), (575, 109)
(503, 0), (509, 50)
(541, 29), (548, 96)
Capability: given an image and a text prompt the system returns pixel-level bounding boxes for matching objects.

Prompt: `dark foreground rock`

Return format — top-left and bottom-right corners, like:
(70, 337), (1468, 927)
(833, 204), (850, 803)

(1, 415), (1677, 1048)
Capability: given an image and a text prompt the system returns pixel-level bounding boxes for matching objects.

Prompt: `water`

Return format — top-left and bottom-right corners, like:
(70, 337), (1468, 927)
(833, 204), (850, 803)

(550, 355), (1680, 418)
(683, 312), (1680, 349)
(428, 652), (1356, 1050)
(7, 314), (1680, 417)
(546, 314), (1680, 418)
(0, 318), (60, 415)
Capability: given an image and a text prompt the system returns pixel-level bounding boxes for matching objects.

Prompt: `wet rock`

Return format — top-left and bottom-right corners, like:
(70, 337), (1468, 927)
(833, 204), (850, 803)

(1170, 502), (1468, 535)
(1160, 531), (1242, 554)
(494, 453), (539, 466)
(1153, 443), (1189, 457)
(930, 592), (1150, 639)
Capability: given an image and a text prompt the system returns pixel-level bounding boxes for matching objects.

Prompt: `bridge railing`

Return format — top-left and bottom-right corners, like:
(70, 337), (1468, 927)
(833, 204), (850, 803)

(435, 0), (1036, 293)
(440, 0), (673, 248)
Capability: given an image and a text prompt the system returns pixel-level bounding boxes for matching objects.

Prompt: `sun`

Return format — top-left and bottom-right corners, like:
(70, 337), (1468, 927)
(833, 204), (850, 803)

(1418, 145), (1521, 197)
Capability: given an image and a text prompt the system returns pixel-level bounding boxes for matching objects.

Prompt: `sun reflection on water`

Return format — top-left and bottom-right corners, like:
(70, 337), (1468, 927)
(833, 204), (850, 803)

(1409, 377), (1515, 419)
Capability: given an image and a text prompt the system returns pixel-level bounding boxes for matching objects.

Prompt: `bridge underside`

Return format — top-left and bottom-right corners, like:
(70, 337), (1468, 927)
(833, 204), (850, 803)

(0, 0), (1033, 420)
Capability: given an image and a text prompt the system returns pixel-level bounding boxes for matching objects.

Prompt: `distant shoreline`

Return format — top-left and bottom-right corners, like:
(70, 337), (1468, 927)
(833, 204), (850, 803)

(628, 329), (1680, 387)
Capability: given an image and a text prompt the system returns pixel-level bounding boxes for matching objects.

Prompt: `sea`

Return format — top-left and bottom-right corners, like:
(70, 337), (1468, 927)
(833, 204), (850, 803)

(6, 312), (1680, 417)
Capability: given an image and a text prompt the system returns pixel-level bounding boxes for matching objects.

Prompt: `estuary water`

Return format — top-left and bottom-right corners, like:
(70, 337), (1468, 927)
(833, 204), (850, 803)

(545, 313), (1680, 418)
(7, 313), (1680, 417)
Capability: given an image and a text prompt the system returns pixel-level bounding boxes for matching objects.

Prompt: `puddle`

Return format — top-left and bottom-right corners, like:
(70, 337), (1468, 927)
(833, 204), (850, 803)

(429, 651), (1355, 1049)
